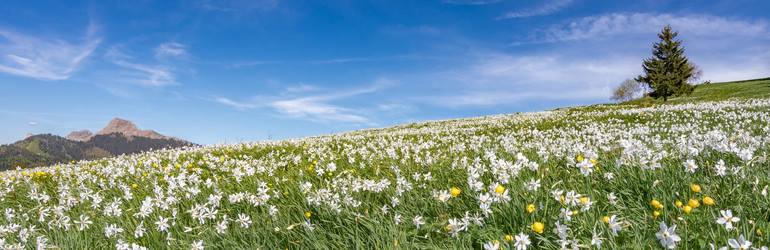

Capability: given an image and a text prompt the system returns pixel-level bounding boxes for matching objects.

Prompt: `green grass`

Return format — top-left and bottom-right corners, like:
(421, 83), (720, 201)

(624, 77), (770, 106)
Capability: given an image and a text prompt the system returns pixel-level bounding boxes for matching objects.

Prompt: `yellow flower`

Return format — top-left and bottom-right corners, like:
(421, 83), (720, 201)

(576, 154), (585, 162)
(450, 187), (462, 197)
(504, 234), (514, 242)
(602, 216), (610, 224)
(590, 158), (598, 165)
(650, 199), (663, 210)
(526, 204), (536, 214)
(579, 197), (590, 205)
(495, 185), (506, 194)
(131, 183), (138, 189)
(304, 211), (312, 219)
(675, 200), (683, 208)
(690, 183), (701, 193)
(531, 222), (545, 234)
(688, 199), (700, 209)
(703, 196), (715, 206)
(683, 205), (692, 214)
(653, 210), (661, 218)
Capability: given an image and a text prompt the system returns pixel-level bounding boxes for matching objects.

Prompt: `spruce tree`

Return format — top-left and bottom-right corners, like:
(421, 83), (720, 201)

(635, 25), (695, 101)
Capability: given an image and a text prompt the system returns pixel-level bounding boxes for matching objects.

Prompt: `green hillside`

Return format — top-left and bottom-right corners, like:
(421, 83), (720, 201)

(0, 78), (768, 249)
(625, 77), (770, 105)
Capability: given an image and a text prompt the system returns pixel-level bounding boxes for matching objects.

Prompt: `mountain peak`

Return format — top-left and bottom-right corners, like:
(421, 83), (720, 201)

(99, 118), (139, 135)
(96, 118), (170, 140)
(66, 130), (93, 142)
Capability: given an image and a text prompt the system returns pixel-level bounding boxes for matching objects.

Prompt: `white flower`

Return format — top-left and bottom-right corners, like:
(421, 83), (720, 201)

(73, 215), (92, 231)
(607, 192), (618, 206)
(577, 159), (594, 176)
(134, 222), (146, 238)
(394, 214), (402, 225)
(655, 222), (681, 249)
(591, 232), (603, 249)
(727, 234), (751, 249)
(483, 241), (500, 250)
(236, 213), (251, 228)
(715, 160), (727, 176)
(554, 221), (569, 240)
(559, 208), (574, 221)
(104, 224), (124, 238)
(155, 216), (170, 232)
(716, 210), (740, 231)
(413, 215), (425, 229)
(604, 172), (614, 180)
(513, 232), (531, 250)
(564, 191), (581, 207)
(525, 179), (541, 191)
(684, 159), (698, 173)
(607, 215), (622, 235)
(191, 240), (204, 250)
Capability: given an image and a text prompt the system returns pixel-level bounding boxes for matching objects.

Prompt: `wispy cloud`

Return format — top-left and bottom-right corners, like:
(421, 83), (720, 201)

(215, 79), (395, 124)
(419, 52), (639, 107)
(498, 0), (573, 19)
(105, 46), (177, 87)
(196, 0), (278, 12)
(155, 42), (187, 59)
(0, 22), (101, 80)
(528, 13), (770, 43)
(214, 96), (259, 110)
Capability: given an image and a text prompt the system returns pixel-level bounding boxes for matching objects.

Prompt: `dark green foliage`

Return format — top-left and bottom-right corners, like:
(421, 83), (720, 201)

(635, 25), (696, 101)
(0, 133), (195, 171)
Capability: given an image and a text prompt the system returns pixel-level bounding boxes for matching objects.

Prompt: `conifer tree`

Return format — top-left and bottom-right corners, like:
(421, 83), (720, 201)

(635, 25), (695, 101)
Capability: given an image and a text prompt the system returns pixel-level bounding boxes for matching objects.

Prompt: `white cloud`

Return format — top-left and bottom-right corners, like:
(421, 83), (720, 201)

(416, 51), (643, 107)
(498, 0), (573, 19)
(105, 47), (176, 87)
(0, 23), (101, 80)
(215, 79), (394, 124)
(155, 42), (187, 59)
(531, 13), (770, 43)
(214, 97), (259, 110)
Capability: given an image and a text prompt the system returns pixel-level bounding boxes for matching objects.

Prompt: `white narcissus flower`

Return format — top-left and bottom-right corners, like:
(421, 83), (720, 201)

(655, 222), (681, 249)
(727, 234), (751, 249)
(513, 232), (531, 250)
(716, 210), (740, 231)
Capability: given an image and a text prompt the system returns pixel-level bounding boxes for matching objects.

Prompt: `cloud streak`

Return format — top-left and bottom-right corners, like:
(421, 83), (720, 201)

(105, 46), (177, 87)
(215, 79), (395, 124)
(528, 13), (770, 43)
(0, 22), (101, 80)
(498, 0), (573, 19)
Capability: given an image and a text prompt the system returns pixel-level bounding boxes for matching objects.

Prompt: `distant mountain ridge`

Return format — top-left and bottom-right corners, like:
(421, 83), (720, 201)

(67, 118), (174, 141)
(1, 118), (195, 171)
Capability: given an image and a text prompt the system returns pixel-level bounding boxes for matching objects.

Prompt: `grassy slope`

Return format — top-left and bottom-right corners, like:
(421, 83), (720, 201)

(1, 78), (769, 249)
(624, 77), (770, 106)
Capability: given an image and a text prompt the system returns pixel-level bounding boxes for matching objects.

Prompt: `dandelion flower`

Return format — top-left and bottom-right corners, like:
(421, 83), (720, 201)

(495, 184), (505, 194)
(450, 187), (462, 197)
(531, 222), (544, 234)
(690, 183), (701, 193)
(526, 204), (536, 214)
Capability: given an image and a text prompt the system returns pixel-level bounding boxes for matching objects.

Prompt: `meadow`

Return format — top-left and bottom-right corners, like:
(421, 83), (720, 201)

(1, 79), (769, 249)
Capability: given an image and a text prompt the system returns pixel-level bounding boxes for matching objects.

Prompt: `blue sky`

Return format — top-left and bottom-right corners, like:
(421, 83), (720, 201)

(1, 0), (769, 145)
